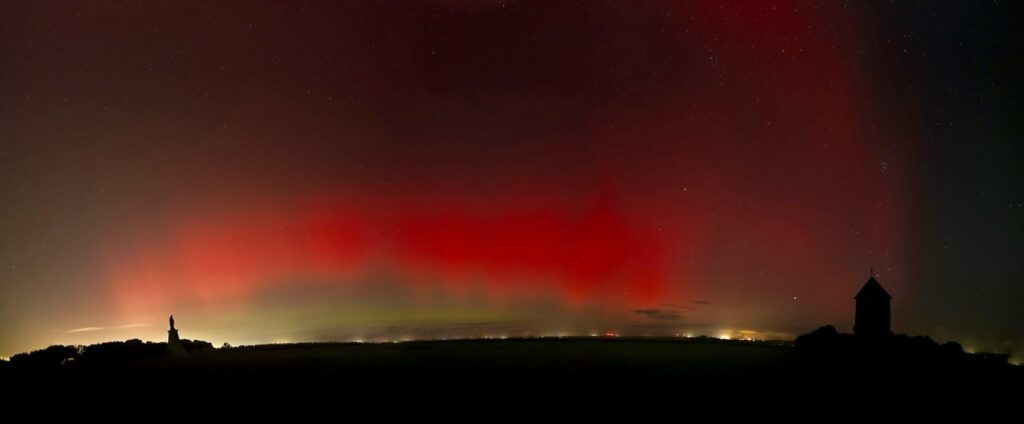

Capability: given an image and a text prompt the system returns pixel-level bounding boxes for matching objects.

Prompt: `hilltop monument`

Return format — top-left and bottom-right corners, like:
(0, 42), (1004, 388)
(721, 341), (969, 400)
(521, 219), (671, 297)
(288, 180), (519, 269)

(167, 314), (186, 356)
(854, 272), (892, 338)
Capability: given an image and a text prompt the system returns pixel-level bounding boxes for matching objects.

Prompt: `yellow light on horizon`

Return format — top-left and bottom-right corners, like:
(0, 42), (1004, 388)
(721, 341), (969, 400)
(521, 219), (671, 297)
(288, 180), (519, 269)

(738, 330), (759, 341)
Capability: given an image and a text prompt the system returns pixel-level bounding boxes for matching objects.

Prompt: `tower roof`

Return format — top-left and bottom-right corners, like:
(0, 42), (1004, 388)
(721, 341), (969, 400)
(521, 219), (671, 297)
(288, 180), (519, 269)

(855, 276), (891, 300)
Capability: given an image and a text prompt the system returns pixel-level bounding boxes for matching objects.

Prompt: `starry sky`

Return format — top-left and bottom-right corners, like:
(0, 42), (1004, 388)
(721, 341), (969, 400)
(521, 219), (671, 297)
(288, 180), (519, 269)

(1, 1), (1021, 358)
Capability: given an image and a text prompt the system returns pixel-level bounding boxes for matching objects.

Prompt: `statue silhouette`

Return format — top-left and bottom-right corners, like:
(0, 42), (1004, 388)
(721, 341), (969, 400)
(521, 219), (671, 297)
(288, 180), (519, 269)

(167, 314), (185, 356)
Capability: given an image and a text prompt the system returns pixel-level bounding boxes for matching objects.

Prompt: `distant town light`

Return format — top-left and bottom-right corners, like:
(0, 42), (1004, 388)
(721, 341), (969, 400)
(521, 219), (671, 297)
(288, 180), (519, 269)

(738, 330), (759, 341)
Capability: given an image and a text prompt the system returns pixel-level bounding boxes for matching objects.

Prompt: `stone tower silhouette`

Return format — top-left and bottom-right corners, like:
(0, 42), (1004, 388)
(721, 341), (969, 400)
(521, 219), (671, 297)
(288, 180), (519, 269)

(854, 275), (892, 338)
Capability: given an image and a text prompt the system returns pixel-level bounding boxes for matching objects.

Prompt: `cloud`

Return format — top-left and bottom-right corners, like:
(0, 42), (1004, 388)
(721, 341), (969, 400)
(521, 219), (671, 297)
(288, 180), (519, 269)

(632, 309), (684, 321)
(626, 323), (682, 332)
(694, 300), (712, 305)
(66, 326), (105, 333)
(660, 303), (696, 311)
(66, 323), (147, 334)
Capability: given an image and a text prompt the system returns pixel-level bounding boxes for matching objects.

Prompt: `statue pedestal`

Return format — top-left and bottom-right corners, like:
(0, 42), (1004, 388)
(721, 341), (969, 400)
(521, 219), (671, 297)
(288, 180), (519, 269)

(167, 329), (186, 356)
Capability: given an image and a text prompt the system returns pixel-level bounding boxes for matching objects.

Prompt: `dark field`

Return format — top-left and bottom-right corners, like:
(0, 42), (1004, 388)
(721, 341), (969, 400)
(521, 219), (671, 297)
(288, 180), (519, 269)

(5, 337), (1019, 396)
(128, 338), (797, 382)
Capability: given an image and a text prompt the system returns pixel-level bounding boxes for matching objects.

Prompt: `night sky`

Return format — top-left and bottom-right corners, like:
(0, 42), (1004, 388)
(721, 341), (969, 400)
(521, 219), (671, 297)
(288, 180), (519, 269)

(1, 1), (1021, 359)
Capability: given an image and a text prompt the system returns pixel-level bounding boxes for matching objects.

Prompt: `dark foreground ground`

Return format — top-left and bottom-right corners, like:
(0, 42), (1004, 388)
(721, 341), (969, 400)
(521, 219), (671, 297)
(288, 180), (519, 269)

(2, 337), (1020, 407)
